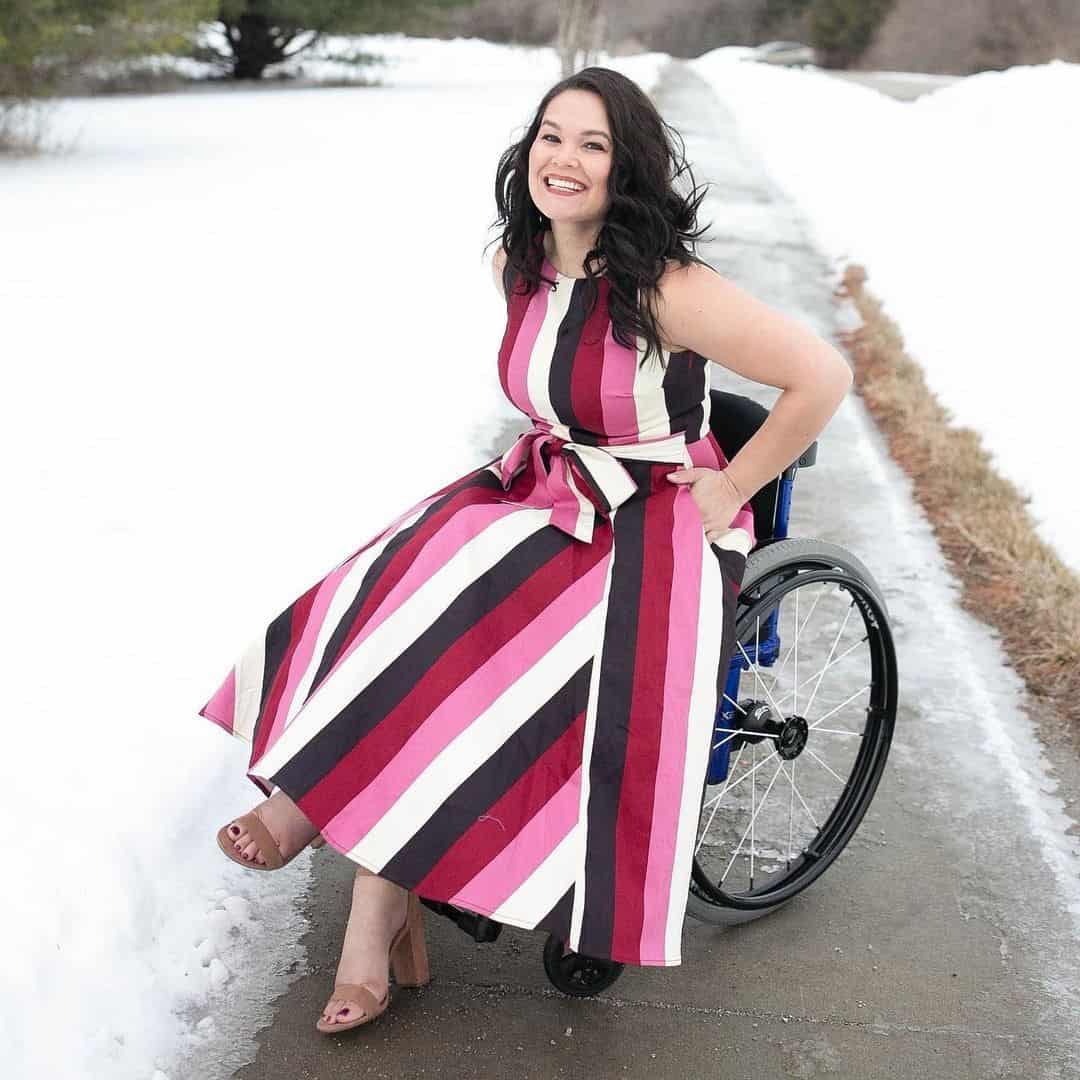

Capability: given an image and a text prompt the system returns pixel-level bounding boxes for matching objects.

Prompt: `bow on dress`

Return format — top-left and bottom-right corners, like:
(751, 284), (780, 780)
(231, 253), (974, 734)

(493, 425), (688, 544)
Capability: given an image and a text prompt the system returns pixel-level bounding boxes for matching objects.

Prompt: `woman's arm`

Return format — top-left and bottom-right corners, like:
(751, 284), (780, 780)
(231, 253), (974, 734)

(491, 246), (508, 301)
(656, 262), (853, 501)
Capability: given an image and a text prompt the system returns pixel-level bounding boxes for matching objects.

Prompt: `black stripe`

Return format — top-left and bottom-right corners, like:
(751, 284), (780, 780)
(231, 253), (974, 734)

(548, 279), (590, 432)
(662, 350), (707, 440)
(271, 523), (573, 796)
(578, 483), (648, 957)
(535, 883), (576, 943)
(258, 606), (296, 729)
(382, 660), (593, 888)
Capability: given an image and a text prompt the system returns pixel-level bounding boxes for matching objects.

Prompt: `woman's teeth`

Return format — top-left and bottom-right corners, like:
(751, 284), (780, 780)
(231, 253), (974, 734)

(546, 177), (584, 194)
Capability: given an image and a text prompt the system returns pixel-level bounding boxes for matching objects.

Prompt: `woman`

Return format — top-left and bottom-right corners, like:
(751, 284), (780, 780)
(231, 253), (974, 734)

(198, 66), (852, 1035)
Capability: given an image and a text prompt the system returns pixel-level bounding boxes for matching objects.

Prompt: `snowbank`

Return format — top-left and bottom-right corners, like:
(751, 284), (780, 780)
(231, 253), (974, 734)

(689, 52), (1080, 573)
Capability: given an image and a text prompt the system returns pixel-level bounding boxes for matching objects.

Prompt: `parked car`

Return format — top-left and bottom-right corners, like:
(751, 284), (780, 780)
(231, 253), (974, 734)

(744, 40), (817, 66)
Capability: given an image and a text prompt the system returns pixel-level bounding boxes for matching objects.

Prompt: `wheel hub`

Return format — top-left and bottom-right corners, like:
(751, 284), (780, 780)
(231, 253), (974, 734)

(733, 701), (809, 760)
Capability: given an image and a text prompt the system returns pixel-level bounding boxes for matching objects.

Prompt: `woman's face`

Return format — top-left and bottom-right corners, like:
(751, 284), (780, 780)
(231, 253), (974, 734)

(527, 89), (613, 228)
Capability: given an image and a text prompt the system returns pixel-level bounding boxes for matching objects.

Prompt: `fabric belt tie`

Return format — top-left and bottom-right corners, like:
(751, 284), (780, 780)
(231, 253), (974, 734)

(493, 426), (689, 543)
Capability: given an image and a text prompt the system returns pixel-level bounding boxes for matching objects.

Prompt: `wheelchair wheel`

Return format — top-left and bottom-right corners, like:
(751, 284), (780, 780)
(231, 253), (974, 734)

(542, 934), (625, 996)
(687, 538), (897, 926)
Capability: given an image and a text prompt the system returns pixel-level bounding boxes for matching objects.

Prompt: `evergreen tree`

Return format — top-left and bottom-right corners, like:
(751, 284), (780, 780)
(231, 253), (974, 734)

(213, 0), (473, 79)
(808, 0), (894, 69)
(0, 0), (212, 97)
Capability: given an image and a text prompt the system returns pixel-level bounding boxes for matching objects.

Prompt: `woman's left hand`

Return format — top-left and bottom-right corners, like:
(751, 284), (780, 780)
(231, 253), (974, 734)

(665, 467), (746, 544)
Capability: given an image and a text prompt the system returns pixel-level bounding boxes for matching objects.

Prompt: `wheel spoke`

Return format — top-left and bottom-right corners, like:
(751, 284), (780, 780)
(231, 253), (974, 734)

(804, 745), (846, 786)
(719, 757), (787, 885)
(808, 683), (872, 730)
(696, 743), (747, 854)
(803, 600), (857, 718)
(771, 636), (867, 712)
(782, 760), (821, 830)
(701, 747), (779, 809)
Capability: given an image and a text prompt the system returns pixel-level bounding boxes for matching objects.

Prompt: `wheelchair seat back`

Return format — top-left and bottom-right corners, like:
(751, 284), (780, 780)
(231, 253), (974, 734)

(707, 389), (817, 544)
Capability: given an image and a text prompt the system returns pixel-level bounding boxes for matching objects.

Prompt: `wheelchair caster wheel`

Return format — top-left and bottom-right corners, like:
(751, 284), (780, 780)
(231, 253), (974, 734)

(542, 934), (624, 996)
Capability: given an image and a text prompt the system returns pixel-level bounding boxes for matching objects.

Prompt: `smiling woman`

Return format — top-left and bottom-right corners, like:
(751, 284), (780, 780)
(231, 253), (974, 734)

(197, 64), (850, 1036)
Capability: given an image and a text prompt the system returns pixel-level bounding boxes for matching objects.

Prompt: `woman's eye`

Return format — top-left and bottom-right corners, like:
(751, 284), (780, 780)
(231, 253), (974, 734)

(541, 134), (605, 151)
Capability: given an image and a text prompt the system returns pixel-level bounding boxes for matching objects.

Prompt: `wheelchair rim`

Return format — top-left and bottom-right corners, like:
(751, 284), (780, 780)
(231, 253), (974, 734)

(692, 564), (897, 911)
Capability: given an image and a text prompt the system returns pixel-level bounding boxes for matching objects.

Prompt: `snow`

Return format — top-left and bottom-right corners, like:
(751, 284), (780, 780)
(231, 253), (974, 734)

(688, 51), (1080, 574)
(0, 35), (664, 1080)
(3, 29), (1077, 1080)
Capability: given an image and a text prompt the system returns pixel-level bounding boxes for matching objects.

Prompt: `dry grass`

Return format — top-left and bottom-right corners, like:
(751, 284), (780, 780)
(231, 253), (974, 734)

(836, 264), (1080, 738)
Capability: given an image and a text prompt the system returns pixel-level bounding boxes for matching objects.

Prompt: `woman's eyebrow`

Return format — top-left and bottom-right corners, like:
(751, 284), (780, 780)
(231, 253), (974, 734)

(540, 119), (611, 141)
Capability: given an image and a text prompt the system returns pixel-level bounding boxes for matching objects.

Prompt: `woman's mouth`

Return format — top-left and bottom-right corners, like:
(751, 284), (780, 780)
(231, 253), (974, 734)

(544, 175), (587, 197)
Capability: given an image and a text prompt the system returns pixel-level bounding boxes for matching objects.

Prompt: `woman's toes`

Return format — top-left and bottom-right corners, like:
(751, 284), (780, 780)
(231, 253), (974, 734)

(241, 840), (260, 861)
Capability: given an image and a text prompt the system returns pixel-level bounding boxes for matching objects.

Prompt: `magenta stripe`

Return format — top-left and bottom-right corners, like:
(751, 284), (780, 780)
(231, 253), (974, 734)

(600, 322), (638, 437)
(262, 560), (355, 748)
(452, 766), (582, 914)
(638, 490), (703, 962)
(507, 282), (550, 417)
(323, 557), (609, 848)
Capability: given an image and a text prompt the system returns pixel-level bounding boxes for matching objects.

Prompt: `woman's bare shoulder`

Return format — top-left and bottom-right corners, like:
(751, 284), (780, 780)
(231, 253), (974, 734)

(654, 258), (720, 352)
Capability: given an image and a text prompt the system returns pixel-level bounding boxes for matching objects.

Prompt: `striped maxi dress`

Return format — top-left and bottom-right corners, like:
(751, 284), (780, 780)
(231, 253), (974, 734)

(198, 246), (756, 967)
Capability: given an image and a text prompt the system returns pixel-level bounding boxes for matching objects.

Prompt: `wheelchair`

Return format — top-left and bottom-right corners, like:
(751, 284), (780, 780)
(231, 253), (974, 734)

(419, 389), (898, 997)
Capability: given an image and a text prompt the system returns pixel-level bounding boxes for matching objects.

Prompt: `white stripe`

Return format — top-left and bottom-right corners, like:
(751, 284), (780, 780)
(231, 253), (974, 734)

(630, 319), (676, 439)
(664, 539), (726, 961)
(561, 463), (595, 541)
(492, 823), (582, 926)
(710, 525), (754, 557)
(250, 508), (552, 779)
(233, 636), (266, 742)
(347, 604), (603, 868)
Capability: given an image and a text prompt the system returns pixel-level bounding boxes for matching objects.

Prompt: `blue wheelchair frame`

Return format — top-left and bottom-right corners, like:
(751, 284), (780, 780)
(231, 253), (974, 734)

(705, 390), (816, 786)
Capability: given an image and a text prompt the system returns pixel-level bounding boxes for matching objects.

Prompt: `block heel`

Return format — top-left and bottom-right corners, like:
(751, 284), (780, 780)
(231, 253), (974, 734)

(389, 890), (430, 987)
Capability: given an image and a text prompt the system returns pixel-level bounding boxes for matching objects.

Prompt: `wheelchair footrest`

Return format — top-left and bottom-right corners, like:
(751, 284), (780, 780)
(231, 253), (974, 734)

(418, 897), (504, 943)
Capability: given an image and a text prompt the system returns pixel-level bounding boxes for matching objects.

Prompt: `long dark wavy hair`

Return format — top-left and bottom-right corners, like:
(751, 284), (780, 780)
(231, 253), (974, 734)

(487, 66), (714, 370)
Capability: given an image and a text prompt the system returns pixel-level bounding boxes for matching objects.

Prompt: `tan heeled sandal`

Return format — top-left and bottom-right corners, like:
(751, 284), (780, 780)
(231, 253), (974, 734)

(316, 890), (430, 1035)
(216, 808), (327, 871)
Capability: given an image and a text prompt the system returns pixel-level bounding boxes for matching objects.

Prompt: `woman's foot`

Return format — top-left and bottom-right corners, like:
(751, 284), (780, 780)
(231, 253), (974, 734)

(318, 868), (410, 1030)
(225, 789), (320, 866)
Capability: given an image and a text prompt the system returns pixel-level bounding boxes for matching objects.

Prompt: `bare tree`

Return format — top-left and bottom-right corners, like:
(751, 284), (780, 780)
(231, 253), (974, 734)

(557, 0), (608, 77)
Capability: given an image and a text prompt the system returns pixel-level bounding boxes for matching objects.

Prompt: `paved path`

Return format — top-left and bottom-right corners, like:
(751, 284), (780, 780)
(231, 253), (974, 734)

(228, 60), (1080, 1080)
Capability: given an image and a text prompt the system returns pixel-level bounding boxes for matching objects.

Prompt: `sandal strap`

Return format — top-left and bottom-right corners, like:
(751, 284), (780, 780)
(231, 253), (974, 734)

(327, 982), (388, 1017)
(235, 810), (285, 869)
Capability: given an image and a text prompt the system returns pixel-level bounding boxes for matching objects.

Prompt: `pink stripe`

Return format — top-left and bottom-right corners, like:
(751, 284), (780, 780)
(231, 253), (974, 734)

(451, 766), (582, 914)
(323, 557), (609, 847)
(507, 282), (549, 417)
(638, 489), (703, 962)
(600, 322), (638, 437)
(200, 667), (237, 735)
